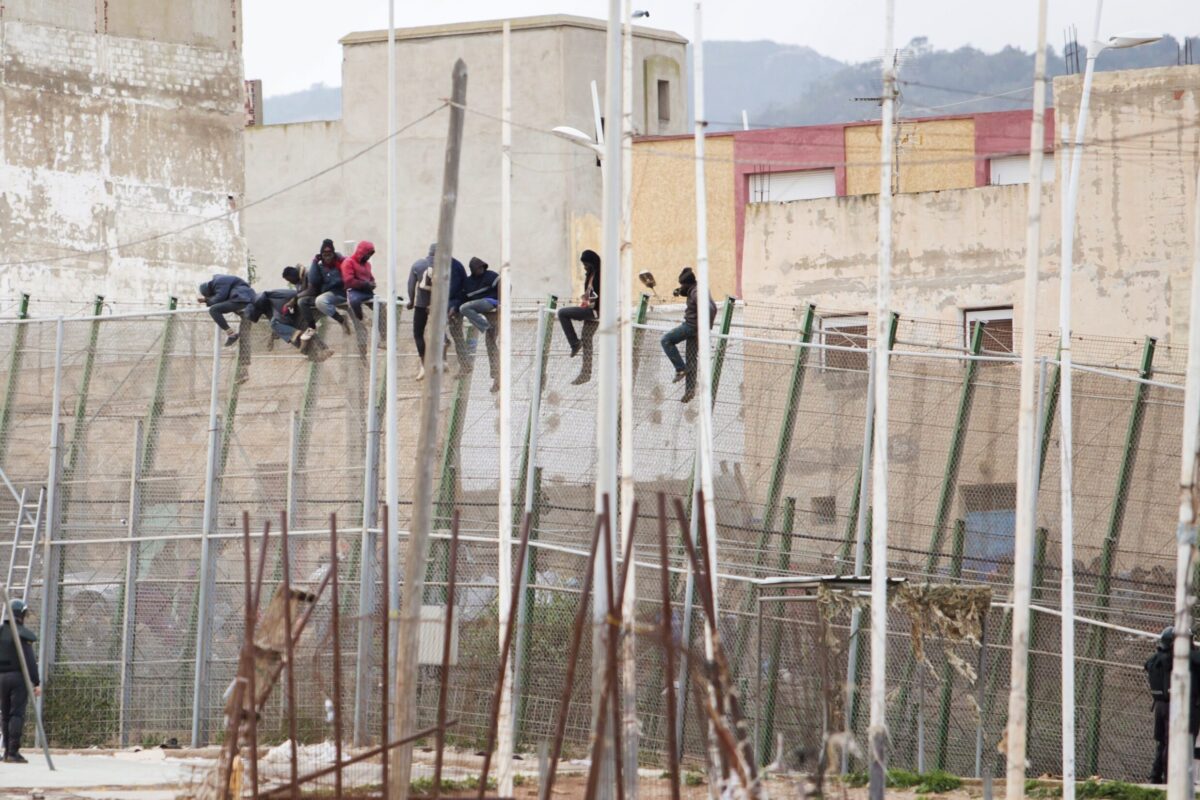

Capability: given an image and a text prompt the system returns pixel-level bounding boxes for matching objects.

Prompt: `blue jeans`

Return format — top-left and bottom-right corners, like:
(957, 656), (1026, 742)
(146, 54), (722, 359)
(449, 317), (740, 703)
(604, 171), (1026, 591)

(459, 298), (496, 332)
(661, 322), (696, 374)
(347, 288), (375, 320)
(314, 291), (346, 322)
(270, 318), (300, 345)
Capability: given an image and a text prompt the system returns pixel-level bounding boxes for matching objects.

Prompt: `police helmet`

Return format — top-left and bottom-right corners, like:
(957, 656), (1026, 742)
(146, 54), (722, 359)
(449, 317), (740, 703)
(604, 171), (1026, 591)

(1161, 626), (1176, 647)
(9, 599), (27, 620)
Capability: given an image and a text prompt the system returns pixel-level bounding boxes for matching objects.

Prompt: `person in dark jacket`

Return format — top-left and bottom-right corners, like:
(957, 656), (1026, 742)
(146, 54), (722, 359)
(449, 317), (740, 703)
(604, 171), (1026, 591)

(451, 257), (501, 390)
(245, 268), (331, 361)
(407, 243), (466, 380)
(198, 274), (255, 346)
(339, 240), (379, 322)
(297, 239), (349, 338)
(661, 267), (717, 403)
(0, 600), (40, 763)
(558, 249), (601, 385)
(1144, 626), (1200, 783)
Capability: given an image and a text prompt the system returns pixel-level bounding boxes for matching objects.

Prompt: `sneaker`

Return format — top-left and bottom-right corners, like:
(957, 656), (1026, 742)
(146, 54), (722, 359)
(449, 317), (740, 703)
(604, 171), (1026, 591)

(570, 373), (591, 386)
(672, 370), (687, 383)
(289, 331), (303, 345)
(416, 363), (426, 381)
(569, 342), (582, 358)
(313, 347), (334, 363)
(224, 332), (240, 347)
(4, 753), (27, 763)
(681, 389), (696, 403)
(300, 328), (316, 342)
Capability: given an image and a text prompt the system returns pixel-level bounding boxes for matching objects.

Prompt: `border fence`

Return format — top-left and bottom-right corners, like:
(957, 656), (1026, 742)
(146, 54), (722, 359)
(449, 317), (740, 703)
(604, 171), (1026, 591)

(0, 296), (1183, 783)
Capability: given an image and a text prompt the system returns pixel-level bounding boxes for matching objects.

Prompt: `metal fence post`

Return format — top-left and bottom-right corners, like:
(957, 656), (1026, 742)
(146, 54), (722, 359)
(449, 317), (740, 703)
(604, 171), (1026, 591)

(117, 420), (143, 746)
(1082, 335), (1156, 775)
(34, 318), (64, 747)
(354, 310), (384, 745)
(757, 497), (796, 764)
(58, 297), (105, 515)
(934, 519), (967, 769)
(0, 293), (30, 466)
(189, 327), (223, 747)
(140, 297), (178, 475)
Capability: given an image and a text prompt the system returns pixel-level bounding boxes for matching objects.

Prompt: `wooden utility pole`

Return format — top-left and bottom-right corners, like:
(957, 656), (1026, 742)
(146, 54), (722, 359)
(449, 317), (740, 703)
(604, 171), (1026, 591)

(390, 59), (468, 800)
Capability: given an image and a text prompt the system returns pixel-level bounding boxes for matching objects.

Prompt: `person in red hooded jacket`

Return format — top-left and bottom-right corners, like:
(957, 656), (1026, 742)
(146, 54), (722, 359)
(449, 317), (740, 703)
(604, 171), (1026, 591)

(339, 240), (379, 323)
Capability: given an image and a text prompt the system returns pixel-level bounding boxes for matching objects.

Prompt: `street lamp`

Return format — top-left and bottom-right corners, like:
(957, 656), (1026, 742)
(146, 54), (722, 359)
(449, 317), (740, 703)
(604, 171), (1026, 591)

(1057, 15), (1161, 800)
(551, 125), (604, 157)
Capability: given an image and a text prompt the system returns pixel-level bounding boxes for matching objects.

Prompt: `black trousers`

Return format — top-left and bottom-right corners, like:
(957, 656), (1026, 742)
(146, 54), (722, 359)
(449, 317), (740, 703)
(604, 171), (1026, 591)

(447, 318), (500, 380)
(208, 300), (248, 332)
(413, 306), (429, 362)
(0, 671), (28, 757)
(1153, 698), (1169, 783)
(558, 306), (598, 378)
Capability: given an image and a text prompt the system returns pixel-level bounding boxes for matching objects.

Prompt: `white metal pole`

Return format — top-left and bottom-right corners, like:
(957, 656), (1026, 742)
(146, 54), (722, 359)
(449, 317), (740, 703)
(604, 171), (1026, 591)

(354, 279), (382, 745)
(496, 20), (516, 799)
(593, 2), (623, 794)
(868, 0), (896, 795)
(384, 0), (400, 742)
(1168, 166), (1200, 800)
(1004, 0), (1049, 793)
(619, 4), (639, 799)
(1059, 3), (1103, 793)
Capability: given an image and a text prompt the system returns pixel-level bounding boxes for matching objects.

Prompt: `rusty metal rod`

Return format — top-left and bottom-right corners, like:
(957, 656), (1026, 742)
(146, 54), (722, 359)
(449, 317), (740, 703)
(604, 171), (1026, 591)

(434, 511), (461, 798)
(259, 721), (456, 799)
(657, 494), (681, 800)
(218, 512), (253, 800)
(477, 511), (534, 798)
(330, 513), (344, 799)
(281, 510), (299, 800)
(538, 513), (605, 800)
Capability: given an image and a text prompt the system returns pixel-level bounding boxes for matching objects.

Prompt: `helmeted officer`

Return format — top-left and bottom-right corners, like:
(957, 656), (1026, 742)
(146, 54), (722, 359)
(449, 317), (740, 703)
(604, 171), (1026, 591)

(0, 599), (40, 763)
(1145, 626), (1200, 784)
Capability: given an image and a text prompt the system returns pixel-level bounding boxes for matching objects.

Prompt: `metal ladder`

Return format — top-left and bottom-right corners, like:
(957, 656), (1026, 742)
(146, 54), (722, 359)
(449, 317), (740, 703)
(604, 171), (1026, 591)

(5, 486), (44, 602)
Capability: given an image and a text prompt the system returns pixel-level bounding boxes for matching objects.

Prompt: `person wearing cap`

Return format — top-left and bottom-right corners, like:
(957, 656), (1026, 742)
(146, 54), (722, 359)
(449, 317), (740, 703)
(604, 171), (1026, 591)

(661, 267), (717, 403)
(1144, 626), (1200, 783)
(297, 239), (349, 339)
(557, 249), (601, 385)
(0, 600), (40, 763)
(197, 273), (255, 346)
(452, 257), (502, 391)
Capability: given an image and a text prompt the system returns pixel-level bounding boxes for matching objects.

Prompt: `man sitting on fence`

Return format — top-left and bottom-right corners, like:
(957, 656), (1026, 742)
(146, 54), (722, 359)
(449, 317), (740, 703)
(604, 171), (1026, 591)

(297, 239), (350, 340)
(661, 267), (716, 404)
(450, 257), (501, 391)
(557, 249), (601, 386)
(198, 273), (255, 346)
(245, 267), (332, 362)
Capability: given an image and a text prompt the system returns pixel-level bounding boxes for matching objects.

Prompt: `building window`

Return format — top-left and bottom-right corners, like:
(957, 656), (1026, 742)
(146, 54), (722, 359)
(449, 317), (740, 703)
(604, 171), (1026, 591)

(964, 307), (1014, 355)
(811, 496), (837, 525)
(989, 154), (1055, 186)
(749, 169), (837, 203)
(960, 483), (1016, 573)
(657, 80), (671, 125)
(821, 314), (869, 372)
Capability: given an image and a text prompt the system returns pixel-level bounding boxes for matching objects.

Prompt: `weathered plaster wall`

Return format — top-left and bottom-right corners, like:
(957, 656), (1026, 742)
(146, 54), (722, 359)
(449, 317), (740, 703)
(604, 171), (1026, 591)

(630, 135), (737, 304)
(844, 118), (977, 196)
(0, 2), (247, 315)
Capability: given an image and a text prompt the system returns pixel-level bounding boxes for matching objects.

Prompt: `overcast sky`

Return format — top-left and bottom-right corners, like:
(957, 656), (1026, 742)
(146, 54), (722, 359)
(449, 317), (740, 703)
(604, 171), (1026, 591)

(245, 0), (1200, 97)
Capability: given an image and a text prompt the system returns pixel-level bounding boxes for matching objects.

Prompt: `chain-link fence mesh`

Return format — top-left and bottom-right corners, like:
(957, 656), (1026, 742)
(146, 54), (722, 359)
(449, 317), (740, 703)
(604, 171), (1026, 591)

(0, 299), (1182, 786)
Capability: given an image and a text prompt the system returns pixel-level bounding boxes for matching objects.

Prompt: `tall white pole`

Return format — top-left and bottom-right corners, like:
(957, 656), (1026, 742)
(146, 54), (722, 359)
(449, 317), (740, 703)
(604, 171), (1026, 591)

(868, 1), (896, 796)
(1168, 167), (1200, 800)
(384, 0), (400, 740)
(1004, 0), (1049, 793)
(692, 3), (723, 782)
(593, 2), (623, 795)
(1058, 3), (1102, 793)
(618, 4), (639, 799)
(496, 20), (516, 799)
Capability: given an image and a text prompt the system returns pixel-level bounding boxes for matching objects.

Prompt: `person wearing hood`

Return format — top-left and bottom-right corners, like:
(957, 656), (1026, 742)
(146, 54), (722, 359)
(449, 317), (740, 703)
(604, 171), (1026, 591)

(340, 240), (380, 323)
(407, 243), (466, 381)
(0, 600), (40, 763)
(1144, 626), (1200, 783)
(557, 249), (601, 385)
(297, 238), (349, 339)
(661, 267), (717, 403)
(245, 267), (332, 362)
(197, 273), (255, 346)
(451, 257), (501, 391)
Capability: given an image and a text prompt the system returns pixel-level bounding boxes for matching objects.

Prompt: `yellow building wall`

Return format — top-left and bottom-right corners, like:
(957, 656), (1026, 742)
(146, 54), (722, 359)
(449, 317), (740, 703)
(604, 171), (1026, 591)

(631, 136), (737, 304)
(845, 118), (977, 195)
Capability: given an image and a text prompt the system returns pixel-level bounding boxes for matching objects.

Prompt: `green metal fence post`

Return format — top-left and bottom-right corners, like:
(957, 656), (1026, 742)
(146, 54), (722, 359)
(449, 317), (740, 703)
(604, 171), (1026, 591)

(757, 497), (796, 765)
(1082, 336), (1156, 776)
(934, 519), (967, 769)
(0, 293), (30, 467)
(58, 296), (106, 505)
(515, 465), (544, 747)
(511, 297), (557, 534)
(140, 297), (179, 474)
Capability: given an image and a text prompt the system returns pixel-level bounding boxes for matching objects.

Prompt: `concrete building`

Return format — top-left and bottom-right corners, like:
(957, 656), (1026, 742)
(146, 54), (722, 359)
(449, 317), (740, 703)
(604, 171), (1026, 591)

(0, 0), (248, 316)
(243, 15), (688, 303)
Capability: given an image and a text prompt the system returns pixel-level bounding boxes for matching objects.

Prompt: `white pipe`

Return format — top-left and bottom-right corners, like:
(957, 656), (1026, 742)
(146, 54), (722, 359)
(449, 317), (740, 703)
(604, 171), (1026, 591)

(593, 2), (623, 794)
(384, 0), (400, 745)
(1167, 166), (1200, 800)
(1059, 3), (1104, 794)
(868, 1), (896, 795)
(618, 4), (639, 799)
(496, 20), (516, 799)
(1005, 0), (1049, 793)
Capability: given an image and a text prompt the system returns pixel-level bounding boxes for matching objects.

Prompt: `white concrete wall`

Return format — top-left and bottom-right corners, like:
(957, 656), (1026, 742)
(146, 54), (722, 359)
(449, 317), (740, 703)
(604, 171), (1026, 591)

(0, 1), (247, 317)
